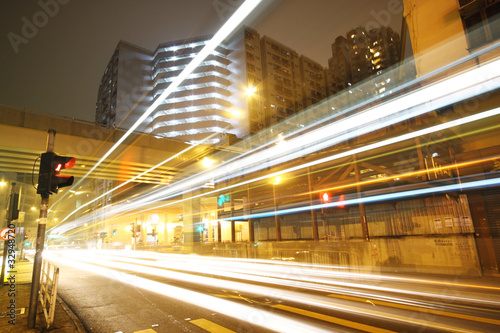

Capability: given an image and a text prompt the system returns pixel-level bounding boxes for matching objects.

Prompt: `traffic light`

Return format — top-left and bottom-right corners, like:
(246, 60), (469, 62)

(321, 192), (330, 204)
(37, 152), (75, 195)
(338, 194), (345, 208)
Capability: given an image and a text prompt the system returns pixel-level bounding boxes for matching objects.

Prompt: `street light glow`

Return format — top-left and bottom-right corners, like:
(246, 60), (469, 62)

(202, 157), (215, 168)
(246, 85), (257, 96)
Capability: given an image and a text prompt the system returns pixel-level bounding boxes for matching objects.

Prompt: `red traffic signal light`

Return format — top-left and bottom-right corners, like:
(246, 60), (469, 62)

(338, 194), (345, 208)
(37, 152), (75, 195)
(321, 192), (330, 203)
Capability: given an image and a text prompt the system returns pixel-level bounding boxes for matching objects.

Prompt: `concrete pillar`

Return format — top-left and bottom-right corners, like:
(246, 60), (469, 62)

(273, 184), (281, 241)
(353, 155), (369, 241)
(307, 167), (319, 241)
(245, 186), (254, 242)
(183, 190), (201, 251)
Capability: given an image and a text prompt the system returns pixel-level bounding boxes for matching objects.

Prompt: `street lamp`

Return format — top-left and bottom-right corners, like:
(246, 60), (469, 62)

(0, 171), (7, 186)
(246, 85), (257, 96)
(201, 157), (215, 168)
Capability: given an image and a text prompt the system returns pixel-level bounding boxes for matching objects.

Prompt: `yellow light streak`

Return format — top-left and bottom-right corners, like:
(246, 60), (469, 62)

(311, 155), (500, 199)
(328, 294), (500, 326)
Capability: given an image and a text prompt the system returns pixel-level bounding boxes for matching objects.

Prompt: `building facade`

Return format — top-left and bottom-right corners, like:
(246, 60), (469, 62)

(329, 26), (401, 87)
(95, 41), (153, 131)
(95, 26), (401, 142)
(150, 36), (234, 145)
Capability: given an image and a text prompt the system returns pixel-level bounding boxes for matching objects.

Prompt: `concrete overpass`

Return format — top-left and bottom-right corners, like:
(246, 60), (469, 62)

(0, 104), (213, 184)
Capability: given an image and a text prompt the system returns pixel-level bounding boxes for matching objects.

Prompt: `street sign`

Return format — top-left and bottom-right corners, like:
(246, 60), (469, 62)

(0, 228), (15, 241)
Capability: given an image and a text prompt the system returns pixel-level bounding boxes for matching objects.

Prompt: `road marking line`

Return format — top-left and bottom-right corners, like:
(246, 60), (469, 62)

(328, 294), (500, 326)
(190, 318), (235, 333)
(272, 304), (396, 333)
(133, 329), (157, 333)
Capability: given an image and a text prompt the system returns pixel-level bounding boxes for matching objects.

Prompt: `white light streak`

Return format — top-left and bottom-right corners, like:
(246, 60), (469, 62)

(48, 253), (331, 333)
(68, 0), (262, 189)
(47, 250), (500, 331)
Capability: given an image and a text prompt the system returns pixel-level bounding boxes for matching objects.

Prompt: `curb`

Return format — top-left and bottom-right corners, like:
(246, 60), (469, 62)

(56, 296), (86, 333)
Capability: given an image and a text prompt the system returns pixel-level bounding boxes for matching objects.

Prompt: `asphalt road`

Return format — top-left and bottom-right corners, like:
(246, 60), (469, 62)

(44, 249), (500, 333)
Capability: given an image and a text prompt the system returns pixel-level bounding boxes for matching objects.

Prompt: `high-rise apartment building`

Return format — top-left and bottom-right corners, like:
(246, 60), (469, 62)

(260, 36), (304, 126)
(368, 26), (401, 73)
(226, 27), (263, 137)
(95, 41), (153, 130)
(95, 26), (401, 143)
(328, 26), (401, 87)
(299, 55), (327, 109)
(328, 36), (351, 88)
(150, 36), (234, 145)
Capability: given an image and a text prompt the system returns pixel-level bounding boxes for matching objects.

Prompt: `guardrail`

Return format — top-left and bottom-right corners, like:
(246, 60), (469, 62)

(39, 260), (60, 329)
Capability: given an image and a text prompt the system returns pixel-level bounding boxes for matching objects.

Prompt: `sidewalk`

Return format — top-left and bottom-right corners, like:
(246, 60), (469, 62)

(0, 257), (86, 332)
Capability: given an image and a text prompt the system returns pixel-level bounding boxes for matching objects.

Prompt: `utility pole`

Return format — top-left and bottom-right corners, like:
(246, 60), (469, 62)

(28, 129), (55, 328)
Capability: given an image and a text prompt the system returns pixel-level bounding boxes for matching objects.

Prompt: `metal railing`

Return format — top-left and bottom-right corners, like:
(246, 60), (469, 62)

(39, 260), (60, 329)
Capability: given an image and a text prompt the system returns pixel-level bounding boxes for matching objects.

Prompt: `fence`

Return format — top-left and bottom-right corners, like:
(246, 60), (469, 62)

(39, 260), (60, 329)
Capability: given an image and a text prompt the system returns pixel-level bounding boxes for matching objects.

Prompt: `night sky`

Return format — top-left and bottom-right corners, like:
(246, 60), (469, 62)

(0, 0), (404, 122)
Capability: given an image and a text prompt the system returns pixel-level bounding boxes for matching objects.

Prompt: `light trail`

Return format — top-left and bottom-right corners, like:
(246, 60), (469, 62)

(50, 0), (263, 227)
(62, 124), (500, 235)
(46, 252), (332, 333)
(53, 0), (262, 199)
(209, 57), (500, 183)
(81, 0), (261, 177)
(99, 107), (500, 219)
(93, 250), (500, 296)
(223, 177), (500, 221)
(53, 137), (212, 227)
(46, 250), (500, 332)
(99, 62), (500, 210)
(55, 43), (500, 235)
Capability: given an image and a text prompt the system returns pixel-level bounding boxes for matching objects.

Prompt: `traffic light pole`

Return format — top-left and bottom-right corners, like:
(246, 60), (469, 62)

(28, 129), (55, 329)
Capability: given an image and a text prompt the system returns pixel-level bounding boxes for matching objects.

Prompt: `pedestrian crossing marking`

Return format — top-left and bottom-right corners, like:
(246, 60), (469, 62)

(272, 304), (396, 333)
(133, 329), (157, 333)
(190, 318), (235, 333)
